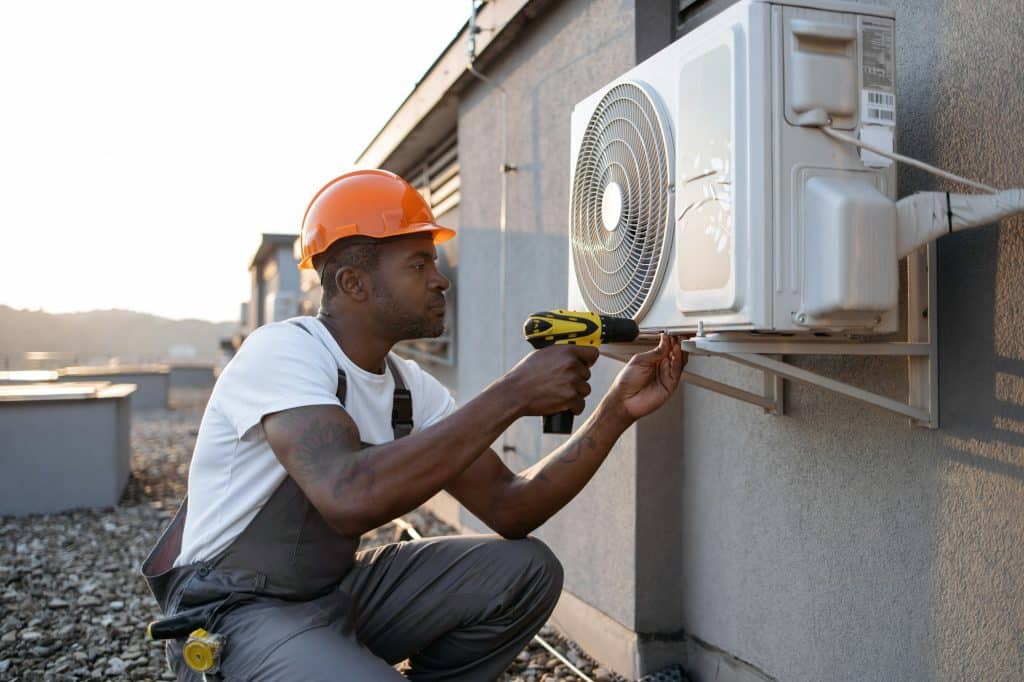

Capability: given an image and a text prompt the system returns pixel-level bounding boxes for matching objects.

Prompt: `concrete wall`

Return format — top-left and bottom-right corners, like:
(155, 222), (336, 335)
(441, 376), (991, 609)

(673, 2), (1024, 680)
(439, 0), (1024, 679)
(453, 0), (641, 631)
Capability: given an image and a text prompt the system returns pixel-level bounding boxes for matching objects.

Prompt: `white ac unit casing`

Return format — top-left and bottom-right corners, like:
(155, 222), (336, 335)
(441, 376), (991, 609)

(568, 0), (899, 334)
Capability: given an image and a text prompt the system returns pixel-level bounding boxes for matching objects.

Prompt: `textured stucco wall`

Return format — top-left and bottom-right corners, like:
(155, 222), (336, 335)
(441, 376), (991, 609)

(444, 0), (1024, 678)
(675, 2), (1024, 680)
(455, 0), (640, 629)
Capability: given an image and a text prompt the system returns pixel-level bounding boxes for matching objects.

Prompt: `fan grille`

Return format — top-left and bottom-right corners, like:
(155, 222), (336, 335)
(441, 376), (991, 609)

(571, 82), (671, 320)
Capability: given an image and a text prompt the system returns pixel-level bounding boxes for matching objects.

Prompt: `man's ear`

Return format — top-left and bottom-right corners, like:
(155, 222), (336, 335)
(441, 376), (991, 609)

(336, 265), (369, 302)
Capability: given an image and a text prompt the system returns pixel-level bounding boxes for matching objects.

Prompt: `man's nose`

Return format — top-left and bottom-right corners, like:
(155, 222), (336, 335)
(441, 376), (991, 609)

(433, 269), (451, 291)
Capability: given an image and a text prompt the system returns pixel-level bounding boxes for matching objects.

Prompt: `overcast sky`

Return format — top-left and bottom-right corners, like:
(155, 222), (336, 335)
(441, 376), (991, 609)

(0, 1), (470, 322)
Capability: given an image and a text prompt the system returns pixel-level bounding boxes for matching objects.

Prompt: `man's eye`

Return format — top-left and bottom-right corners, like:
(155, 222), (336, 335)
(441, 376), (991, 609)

(414, 263), (426, 271)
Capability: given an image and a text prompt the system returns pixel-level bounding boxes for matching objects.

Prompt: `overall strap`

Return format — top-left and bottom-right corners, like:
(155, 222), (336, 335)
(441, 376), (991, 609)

(289, 319), (413, 439)
(385, 355), (413, 439)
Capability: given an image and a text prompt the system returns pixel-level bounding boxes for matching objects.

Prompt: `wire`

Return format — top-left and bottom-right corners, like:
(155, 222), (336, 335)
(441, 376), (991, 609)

(391, 517), (421, 540)
(531, 633), (596, 682)
(818, 125), (1000, 194)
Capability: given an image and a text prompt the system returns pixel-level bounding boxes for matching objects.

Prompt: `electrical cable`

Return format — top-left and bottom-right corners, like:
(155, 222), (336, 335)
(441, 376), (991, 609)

(818, 125), (999, 194)
(530, 632), (596, 682)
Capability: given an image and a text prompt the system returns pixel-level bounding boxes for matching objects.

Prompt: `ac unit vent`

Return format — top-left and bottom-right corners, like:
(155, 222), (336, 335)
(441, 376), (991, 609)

(570, 81), (673, 320)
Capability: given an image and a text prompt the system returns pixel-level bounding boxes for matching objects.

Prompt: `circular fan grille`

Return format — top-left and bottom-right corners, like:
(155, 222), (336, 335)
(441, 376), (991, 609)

(571, 81), (672, 320)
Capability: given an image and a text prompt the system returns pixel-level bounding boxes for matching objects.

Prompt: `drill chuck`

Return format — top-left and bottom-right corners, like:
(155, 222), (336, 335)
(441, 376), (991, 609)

(599, 316), (640, 345)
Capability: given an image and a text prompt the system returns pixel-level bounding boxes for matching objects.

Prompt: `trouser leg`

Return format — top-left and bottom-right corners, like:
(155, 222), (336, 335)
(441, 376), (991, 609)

(167, 590), (404, 682)
(340, 534), (564, 682)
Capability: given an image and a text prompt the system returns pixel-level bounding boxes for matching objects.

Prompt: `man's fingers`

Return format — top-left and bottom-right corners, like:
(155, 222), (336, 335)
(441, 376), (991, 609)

(633, 333), (673, 364)
(572, 345), (601, 367)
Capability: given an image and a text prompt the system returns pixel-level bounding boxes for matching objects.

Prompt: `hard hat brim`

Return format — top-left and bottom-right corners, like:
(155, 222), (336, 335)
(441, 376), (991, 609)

(298, 222), (456, 270)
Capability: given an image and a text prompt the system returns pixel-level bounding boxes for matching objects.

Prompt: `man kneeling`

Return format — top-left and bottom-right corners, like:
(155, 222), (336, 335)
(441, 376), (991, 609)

(142, 170), (684, 680)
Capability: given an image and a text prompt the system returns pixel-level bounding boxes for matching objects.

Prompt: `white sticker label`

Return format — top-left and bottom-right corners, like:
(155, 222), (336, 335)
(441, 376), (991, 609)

(860, 124), (894, 168)
(860, 18), (896, 127)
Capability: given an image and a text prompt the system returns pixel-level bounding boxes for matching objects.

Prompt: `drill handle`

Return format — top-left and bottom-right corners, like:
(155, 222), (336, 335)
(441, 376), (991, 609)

(543, 410), (574, 434)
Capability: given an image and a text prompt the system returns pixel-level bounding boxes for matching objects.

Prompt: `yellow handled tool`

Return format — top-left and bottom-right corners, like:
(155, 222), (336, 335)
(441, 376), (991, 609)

(182, 628), (224, 674)
(523, 309), (639, 433)
(147, 606), (225, 674)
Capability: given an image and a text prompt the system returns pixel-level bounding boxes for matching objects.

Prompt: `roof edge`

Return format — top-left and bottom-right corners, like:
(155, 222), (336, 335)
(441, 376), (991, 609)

(355, 0), (541, 170)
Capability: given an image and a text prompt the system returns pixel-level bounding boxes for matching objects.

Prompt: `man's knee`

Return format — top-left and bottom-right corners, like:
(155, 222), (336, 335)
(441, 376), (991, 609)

(506, 536), (564, 604)
(526, 537), (563, 584)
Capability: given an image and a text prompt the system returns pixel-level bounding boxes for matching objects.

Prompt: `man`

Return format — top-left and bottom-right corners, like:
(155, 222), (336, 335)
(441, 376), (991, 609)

(143, 169), (685, 680)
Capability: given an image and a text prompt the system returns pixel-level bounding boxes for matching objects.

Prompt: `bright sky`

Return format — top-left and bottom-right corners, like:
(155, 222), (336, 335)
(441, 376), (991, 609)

(0, 1), (469, 322)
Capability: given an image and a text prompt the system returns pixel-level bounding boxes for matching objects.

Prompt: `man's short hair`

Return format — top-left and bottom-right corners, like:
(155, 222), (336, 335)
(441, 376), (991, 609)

(313, 238), (381, 304)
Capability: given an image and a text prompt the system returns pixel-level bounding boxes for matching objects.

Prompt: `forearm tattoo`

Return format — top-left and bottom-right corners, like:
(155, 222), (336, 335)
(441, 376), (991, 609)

(557, 434), (596, 464)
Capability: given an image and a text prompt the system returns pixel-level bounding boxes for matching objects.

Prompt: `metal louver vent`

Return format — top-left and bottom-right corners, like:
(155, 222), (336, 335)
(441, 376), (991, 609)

(571, 81), (672, 320)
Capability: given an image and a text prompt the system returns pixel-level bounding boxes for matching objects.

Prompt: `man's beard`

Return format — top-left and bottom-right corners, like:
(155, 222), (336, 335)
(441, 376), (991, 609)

(373, 283), (446, 341)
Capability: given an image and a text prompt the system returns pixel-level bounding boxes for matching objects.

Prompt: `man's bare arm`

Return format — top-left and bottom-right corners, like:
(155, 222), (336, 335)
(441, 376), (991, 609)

(445, 400), (631, 538)
(262, 344), (599, 537)
(446, 334), (684, 538)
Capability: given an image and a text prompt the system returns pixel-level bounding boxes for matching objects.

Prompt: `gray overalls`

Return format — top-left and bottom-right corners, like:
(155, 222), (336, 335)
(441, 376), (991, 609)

(142, 319), (564, 681)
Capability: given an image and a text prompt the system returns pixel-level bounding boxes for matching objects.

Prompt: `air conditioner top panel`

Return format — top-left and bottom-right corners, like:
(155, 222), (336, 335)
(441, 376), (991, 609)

(752, 0), (893, 18)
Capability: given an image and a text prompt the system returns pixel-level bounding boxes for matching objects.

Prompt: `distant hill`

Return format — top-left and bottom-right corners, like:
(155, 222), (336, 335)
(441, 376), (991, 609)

(0, 305), (237, 368)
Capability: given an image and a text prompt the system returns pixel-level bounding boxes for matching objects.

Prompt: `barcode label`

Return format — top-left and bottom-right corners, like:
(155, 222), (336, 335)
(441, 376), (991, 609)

(862, 89), (896, 126)
(868, 92), (895, 107)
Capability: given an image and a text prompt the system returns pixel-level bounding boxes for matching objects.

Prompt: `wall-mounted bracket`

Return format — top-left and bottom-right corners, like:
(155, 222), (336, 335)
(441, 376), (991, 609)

(600, 246), (938, 428)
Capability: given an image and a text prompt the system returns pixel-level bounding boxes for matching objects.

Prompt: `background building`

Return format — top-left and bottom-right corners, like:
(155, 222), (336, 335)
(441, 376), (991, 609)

(338, 1), (1022, 679)
(246, 233), (301, 333)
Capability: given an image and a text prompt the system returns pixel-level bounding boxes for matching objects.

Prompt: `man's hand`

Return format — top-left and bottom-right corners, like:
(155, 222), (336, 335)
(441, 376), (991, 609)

(606, 333), (685, 421)
(501, 344), (600, 418)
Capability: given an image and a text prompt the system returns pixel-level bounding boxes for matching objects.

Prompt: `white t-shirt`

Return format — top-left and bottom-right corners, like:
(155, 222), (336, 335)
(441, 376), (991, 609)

(174, 316), (456, 567)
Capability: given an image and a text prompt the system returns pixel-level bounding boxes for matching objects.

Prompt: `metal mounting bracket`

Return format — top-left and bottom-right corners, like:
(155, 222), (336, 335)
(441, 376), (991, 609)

(600, 246), (938, 428)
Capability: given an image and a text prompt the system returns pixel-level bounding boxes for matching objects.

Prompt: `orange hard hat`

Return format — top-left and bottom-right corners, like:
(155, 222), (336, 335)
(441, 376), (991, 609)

(299, 169), (456, 270)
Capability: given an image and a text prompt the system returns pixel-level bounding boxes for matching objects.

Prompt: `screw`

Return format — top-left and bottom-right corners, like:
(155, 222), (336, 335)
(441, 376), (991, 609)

(697, 320), (705, 337)
(796, 313), (806, 324)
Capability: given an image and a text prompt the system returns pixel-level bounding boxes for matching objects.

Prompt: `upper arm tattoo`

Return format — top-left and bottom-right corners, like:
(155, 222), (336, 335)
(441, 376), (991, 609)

(265, 407), (376, 500)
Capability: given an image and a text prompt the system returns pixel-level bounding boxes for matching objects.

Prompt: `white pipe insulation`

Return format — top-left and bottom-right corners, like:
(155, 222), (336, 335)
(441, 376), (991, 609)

(897, 189), (1024, 257)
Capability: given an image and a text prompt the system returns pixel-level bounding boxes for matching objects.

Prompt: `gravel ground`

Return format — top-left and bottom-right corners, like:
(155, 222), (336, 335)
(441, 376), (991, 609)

(0, 388), (624, 681)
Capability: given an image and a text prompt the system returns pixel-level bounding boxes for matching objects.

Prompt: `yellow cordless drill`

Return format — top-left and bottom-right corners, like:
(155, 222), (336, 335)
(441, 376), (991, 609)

(523, 309), (639, 433)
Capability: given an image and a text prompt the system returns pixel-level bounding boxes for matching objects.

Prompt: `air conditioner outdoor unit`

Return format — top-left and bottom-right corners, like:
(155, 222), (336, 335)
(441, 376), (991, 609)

(567, 0), (901, 335)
